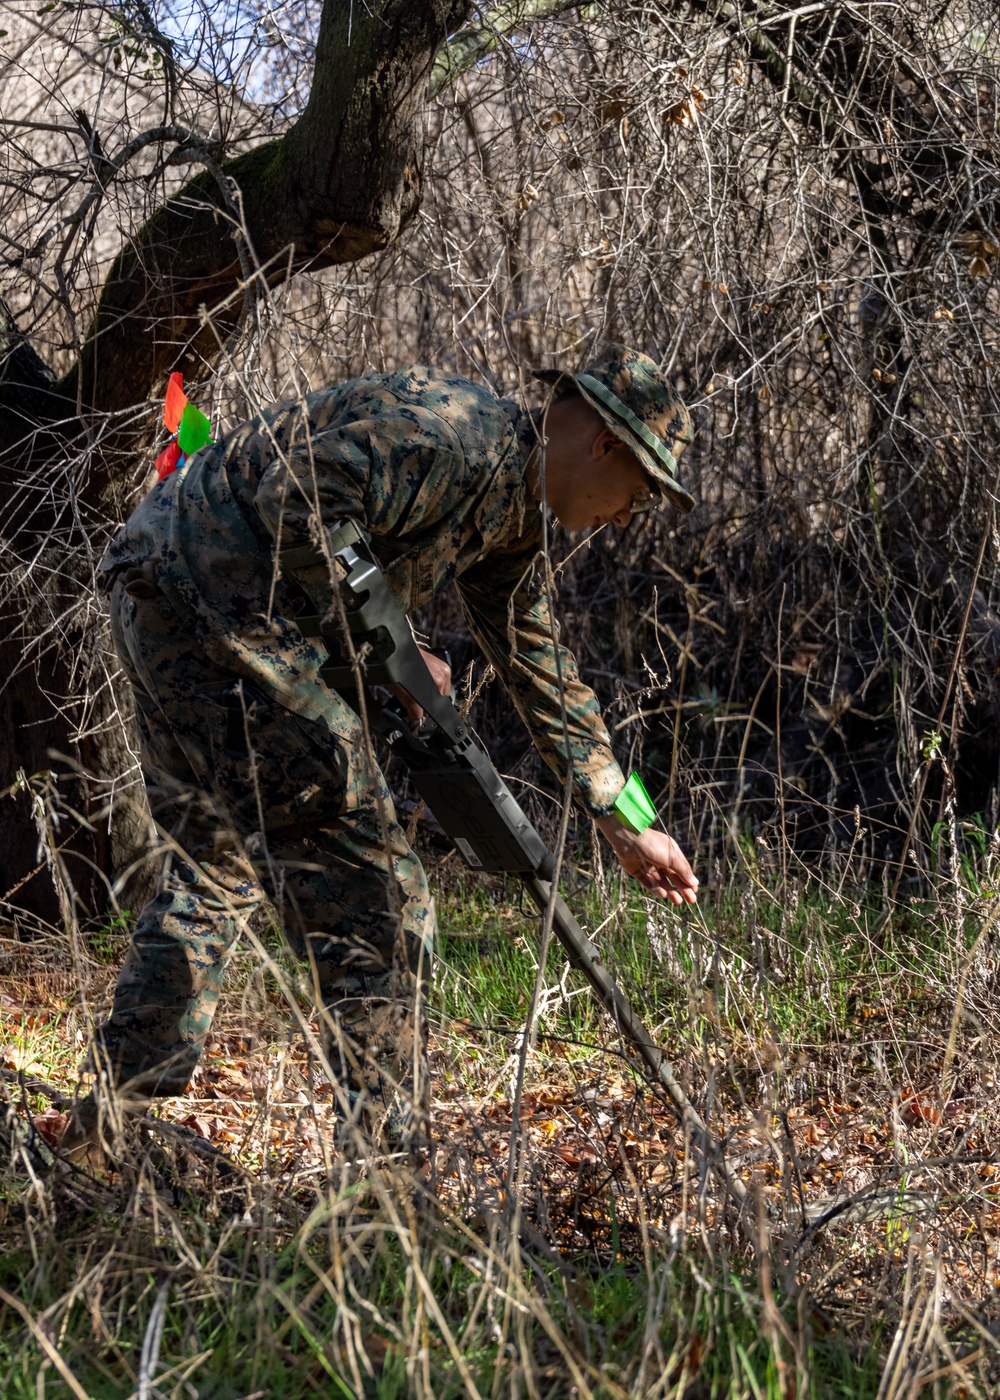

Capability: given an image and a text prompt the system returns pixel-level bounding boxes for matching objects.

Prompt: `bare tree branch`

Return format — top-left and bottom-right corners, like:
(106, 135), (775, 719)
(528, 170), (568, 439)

(429, 0), (597, 97)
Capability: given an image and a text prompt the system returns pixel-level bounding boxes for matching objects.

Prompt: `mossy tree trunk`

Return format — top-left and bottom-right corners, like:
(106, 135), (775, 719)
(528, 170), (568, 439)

(0, 0), (469, 923)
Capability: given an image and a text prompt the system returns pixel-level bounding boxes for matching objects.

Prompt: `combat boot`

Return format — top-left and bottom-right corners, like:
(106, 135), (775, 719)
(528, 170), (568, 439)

(56, 1087), (151, 1173)
(322, 995), (429, 1164)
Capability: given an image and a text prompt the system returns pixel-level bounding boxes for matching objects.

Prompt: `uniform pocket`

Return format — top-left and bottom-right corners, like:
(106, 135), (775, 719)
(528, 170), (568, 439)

(198, 682), (351, 837)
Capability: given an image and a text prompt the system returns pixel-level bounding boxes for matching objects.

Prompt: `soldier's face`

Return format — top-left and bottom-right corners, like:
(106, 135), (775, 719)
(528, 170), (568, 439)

(540, 412), (653, 531)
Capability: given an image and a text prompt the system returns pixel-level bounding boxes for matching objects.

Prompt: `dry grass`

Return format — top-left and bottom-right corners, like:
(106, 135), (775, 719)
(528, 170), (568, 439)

(4, 4), (1000, 1395)
(3, 845), (1000, 1398)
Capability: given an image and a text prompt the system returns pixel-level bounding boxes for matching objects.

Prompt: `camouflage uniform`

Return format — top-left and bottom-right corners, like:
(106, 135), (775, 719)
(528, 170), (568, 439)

(90, 353), (693, 1122)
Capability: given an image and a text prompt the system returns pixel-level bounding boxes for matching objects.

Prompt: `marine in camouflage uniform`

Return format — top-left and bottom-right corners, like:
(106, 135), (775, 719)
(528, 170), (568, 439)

(80, 347), (695, 1141)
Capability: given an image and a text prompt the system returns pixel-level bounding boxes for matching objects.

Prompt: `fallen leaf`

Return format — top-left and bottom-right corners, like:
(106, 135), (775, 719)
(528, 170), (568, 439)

(902, 1094), (940, 1125)
(32, 1109), (68, 1148)
(180, 1113), (213, 1139)
(0, 1044), (46, 1075)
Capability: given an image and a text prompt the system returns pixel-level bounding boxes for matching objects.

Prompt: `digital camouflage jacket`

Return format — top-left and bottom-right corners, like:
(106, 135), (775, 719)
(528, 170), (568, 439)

(99, 367), (627, 817)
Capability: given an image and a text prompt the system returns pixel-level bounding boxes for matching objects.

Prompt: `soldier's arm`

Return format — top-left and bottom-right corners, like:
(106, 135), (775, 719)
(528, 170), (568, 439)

(252, 405), (466, 605)
(457, 535), (627, 819)
(252, 418), (370, 560)
(460, 538), (699, 902)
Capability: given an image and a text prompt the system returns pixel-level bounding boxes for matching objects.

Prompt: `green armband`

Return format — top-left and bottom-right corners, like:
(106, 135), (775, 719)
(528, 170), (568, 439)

(613, 773), (657, 832)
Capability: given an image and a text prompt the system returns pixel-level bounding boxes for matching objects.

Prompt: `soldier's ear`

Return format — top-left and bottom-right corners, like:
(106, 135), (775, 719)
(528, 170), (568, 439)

(592, 426), (623, 458)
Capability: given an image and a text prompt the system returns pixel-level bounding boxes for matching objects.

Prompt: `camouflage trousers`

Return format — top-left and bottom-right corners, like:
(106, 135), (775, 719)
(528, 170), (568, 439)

(88, 574), (434, 1132)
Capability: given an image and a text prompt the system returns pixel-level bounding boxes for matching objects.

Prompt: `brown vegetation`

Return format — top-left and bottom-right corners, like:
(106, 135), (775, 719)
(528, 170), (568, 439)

(4, 4), (1000, 1388)
(5, 0), (1000, 923)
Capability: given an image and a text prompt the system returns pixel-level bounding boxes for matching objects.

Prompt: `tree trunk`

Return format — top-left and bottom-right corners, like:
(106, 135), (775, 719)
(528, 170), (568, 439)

(0, 0), (470, 923)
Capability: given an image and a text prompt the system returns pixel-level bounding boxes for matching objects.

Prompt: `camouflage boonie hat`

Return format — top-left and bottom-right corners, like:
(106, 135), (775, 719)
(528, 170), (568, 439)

(534, 346), (695, 513)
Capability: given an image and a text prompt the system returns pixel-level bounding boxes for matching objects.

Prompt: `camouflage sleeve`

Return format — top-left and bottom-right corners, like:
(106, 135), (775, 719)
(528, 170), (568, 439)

(252, 405), (466, 602)
(253, 407), (469, 539)
(458, 533), (627, 819)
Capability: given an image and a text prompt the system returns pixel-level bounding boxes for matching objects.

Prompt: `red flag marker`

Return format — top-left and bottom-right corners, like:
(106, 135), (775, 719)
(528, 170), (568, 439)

(164, 372), (187, 433)
(154, 439), (183, 481)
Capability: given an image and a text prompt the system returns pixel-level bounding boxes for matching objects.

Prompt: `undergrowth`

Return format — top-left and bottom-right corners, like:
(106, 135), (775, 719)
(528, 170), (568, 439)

(2, 846), (1000, 1397)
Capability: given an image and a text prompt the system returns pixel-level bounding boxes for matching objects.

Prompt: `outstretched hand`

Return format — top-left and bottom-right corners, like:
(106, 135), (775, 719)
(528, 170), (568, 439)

(595, 813), (699, 904)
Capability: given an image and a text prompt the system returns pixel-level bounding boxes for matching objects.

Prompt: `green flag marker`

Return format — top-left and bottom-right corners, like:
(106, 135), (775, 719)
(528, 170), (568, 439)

(177, 402), (213, 456)
(613, 772), (657, 832)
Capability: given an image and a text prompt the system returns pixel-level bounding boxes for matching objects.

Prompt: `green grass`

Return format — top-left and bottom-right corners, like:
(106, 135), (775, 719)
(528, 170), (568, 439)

(0, 1195), (886, 1400)
(2, 860), (999, 1398)
(432, 867), (975, 1079)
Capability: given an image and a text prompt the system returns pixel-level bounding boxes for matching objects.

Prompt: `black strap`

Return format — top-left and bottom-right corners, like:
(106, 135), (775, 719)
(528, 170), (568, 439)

(277, 520), (366, 573)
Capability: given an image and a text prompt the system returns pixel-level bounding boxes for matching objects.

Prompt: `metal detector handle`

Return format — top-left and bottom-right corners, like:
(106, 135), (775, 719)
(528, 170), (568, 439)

(279, 522), (550, 873)
(281, 523), (467, 745)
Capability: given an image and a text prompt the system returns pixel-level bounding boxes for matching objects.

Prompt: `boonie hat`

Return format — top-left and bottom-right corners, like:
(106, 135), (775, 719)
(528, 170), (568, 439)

(533, 346), (695, 513)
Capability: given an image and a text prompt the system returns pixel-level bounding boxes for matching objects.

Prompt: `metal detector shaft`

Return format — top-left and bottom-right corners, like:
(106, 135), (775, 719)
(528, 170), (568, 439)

(522, 875), (749, 1209)
(280, 520), (749, 1211)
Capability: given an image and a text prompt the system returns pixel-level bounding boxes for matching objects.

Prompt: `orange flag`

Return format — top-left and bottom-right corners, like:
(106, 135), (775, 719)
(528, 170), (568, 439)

(164, 372), (187, 433)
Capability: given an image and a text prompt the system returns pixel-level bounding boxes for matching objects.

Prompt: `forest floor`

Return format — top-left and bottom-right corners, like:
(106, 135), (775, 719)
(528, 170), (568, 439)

(2, 848), (1000, 1398)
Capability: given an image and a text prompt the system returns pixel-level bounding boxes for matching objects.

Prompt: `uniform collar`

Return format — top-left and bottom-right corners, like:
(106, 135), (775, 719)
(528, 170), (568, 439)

(502, 401), (543, 476)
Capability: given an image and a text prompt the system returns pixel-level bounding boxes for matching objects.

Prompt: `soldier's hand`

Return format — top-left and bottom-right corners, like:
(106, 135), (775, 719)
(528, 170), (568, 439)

(389, 648), (453, 723)
(595, 814), (699, 904)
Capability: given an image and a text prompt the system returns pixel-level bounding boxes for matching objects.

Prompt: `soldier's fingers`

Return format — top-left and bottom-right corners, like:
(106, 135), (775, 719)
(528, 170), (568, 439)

(656, 864), (698, 903)
(418, 649), (452, 698)
(666, 843), (698, 889)
(637, 866), (680, 901)
(387, 681), (425, 723)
